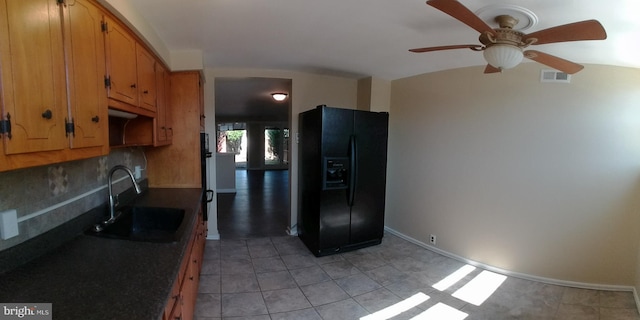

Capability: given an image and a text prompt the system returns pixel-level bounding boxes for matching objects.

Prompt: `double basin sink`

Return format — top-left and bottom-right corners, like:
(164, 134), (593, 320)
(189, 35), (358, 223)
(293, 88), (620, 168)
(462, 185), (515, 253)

(86, 206), (186, 243)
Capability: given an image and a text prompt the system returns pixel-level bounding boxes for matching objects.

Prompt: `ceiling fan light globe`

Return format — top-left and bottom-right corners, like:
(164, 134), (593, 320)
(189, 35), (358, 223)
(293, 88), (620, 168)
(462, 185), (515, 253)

(483, 45), (523, 69)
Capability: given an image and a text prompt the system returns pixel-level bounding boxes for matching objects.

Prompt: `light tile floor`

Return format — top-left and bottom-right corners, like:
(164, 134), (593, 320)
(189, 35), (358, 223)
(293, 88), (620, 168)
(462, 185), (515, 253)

(195, 233), (640, 320)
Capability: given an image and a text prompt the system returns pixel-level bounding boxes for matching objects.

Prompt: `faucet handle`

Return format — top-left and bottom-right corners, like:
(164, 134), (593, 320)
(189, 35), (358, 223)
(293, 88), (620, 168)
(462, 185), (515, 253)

(114, 194), (120, 207)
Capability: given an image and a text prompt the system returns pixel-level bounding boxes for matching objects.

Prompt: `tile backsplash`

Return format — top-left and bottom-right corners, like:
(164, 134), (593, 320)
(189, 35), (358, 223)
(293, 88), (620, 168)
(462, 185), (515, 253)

(0, 148), (147, 251)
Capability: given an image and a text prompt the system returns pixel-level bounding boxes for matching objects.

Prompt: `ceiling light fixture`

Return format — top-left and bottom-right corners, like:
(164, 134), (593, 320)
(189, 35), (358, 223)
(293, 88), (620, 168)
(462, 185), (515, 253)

(477, 15), (531, 71)
(483, 44), (523, 70)
(271, 93), (288, 101)
(476, 5), (533, 71)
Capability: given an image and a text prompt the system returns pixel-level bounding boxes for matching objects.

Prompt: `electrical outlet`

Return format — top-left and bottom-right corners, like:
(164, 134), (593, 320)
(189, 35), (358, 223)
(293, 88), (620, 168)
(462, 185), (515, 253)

(429, 234), (436, 245)
(0, 209), (19, 240)
(134, 165), (142, 179)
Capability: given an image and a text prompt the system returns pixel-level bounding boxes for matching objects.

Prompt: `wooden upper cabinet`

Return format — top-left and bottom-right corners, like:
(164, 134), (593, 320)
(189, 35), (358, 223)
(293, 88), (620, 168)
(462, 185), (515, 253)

(104, 16), (160, 115)
(0, 0), (68, 154)
(146, 72), (202, 188)
(62, 0), (108, 149)
(155, 63), (172, 146)
(0, 0), (108, 171)
(136, 44), (157, 112)
(104, 16), (138, 107)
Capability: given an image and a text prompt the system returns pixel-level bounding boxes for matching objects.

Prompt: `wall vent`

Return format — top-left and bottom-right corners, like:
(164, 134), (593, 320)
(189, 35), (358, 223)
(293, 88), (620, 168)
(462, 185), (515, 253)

(540, 69), (571, 83)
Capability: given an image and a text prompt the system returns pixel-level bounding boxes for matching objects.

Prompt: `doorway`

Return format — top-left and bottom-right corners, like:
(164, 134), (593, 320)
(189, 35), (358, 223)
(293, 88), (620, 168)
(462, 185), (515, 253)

(214, 77), (292, 239)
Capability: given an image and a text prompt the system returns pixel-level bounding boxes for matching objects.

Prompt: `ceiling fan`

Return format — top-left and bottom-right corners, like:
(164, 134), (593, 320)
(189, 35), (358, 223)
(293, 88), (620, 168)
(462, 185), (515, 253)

(410, 0), (607, 74)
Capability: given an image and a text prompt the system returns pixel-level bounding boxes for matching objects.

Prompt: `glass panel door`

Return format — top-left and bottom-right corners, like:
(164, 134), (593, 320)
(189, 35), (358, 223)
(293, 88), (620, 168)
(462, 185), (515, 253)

(217, 122), (247, 168)
(264, 127), (289, 168)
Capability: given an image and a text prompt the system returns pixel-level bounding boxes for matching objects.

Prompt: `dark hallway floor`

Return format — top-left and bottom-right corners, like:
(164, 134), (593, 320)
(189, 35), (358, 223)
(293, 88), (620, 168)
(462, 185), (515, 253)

(216, 169), (290, 239)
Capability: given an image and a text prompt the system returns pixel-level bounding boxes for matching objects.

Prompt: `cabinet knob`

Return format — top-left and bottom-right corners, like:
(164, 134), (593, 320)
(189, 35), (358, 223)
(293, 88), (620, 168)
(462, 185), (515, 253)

(143, 90), (149, 94)
(91, 116), (100, 123)
(130, 83), (137, 89)
(41, 109), (52, 120)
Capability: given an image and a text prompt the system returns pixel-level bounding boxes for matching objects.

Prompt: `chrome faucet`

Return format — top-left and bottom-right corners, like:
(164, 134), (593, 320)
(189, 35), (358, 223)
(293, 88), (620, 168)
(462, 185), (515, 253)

(105, 165), (142, 224)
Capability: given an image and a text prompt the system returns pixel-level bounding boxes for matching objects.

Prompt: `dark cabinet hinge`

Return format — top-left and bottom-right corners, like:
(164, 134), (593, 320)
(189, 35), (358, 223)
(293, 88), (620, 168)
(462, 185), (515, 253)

(65, 118), (75, 137)
(104, 76), (111, 89)
(101, 21), (108, 33)
(0, 113), (11, 139)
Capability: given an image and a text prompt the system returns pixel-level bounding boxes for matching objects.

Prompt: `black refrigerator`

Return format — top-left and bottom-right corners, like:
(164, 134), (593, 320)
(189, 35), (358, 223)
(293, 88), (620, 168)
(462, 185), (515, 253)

(298, 105), (389, 256)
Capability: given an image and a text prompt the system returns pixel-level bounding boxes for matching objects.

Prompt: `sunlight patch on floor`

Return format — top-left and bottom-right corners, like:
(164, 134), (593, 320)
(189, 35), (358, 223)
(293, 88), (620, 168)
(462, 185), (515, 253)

(452, 270), (507, 306)
(432, 264), (476, 291)
(411, 302), (468, 320)
(360, 292), (430, 320)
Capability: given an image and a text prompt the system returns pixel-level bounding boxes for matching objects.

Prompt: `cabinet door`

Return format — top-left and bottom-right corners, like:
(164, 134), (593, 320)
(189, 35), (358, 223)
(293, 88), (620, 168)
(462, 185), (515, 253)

(147, 72), (202, 188)
(136, 44), (156, 112)
(0, 0), (67, 154)
(104, 16), (137, 106)
(62, 0), (108, 149)
(155, 63), (170, 145)
(164, 69), (173, 142)
(163, 277), (181, 320)
(182, 249), (200, 320)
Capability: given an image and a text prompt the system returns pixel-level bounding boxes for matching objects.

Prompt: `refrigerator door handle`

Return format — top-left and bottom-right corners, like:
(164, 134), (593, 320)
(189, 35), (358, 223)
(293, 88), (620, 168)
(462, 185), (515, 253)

(348, 135), (357, 206)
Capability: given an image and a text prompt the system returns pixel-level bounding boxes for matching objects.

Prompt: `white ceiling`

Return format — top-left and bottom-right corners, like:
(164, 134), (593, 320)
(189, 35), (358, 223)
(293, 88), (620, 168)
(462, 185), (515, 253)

(128, 0), (640, 81)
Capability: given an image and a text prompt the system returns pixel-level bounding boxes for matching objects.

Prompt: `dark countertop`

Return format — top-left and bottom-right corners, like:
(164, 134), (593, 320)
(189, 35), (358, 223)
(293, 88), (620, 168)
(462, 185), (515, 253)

(0, 188), (203, 320)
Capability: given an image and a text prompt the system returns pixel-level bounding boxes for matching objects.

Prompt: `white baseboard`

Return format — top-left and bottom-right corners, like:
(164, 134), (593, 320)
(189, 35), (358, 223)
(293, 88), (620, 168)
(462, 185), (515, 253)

(384, 226), (637, 293)
(287, 224), (298, 236)
(206, 229), (220, 240)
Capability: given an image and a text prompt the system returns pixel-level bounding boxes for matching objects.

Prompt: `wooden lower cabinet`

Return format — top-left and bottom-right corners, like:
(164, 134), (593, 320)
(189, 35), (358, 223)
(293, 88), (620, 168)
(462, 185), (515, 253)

(164, 272), (182, 319)
(164, 212), (206, 320)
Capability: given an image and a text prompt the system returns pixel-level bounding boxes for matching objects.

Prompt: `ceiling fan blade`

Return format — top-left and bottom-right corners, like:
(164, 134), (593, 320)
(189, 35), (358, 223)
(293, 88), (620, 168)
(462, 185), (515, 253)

(524, 50), (584, 74)
(484, 64), (501, 74)
(426, 0), (496, 35)
(524, 20), (607, 45)
(409, 44), (483, 53)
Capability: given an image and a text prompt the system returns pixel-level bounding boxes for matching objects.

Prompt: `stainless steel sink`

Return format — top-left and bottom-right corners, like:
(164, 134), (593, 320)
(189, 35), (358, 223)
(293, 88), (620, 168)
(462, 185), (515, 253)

(86, 206), (186, 243)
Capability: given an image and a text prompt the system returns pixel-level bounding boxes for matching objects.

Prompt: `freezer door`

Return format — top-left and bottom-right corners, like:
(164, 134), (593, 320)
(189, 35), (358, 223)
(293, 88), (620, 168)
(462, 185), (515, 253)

(320, 107), (354, 158)
(350, 110), (389, 244)
(317, 107), (354, 250)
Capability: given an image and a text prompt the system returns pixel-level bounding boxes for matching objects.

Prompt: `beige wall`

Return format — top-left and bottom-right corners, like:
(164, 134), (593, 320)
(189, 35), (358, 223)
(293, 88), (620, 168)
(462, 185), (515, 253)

(387, 63), (640, 286)
(203, 68), (358, 233)
(357, 77), (391, 113)
(369, 77), (391, 113)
